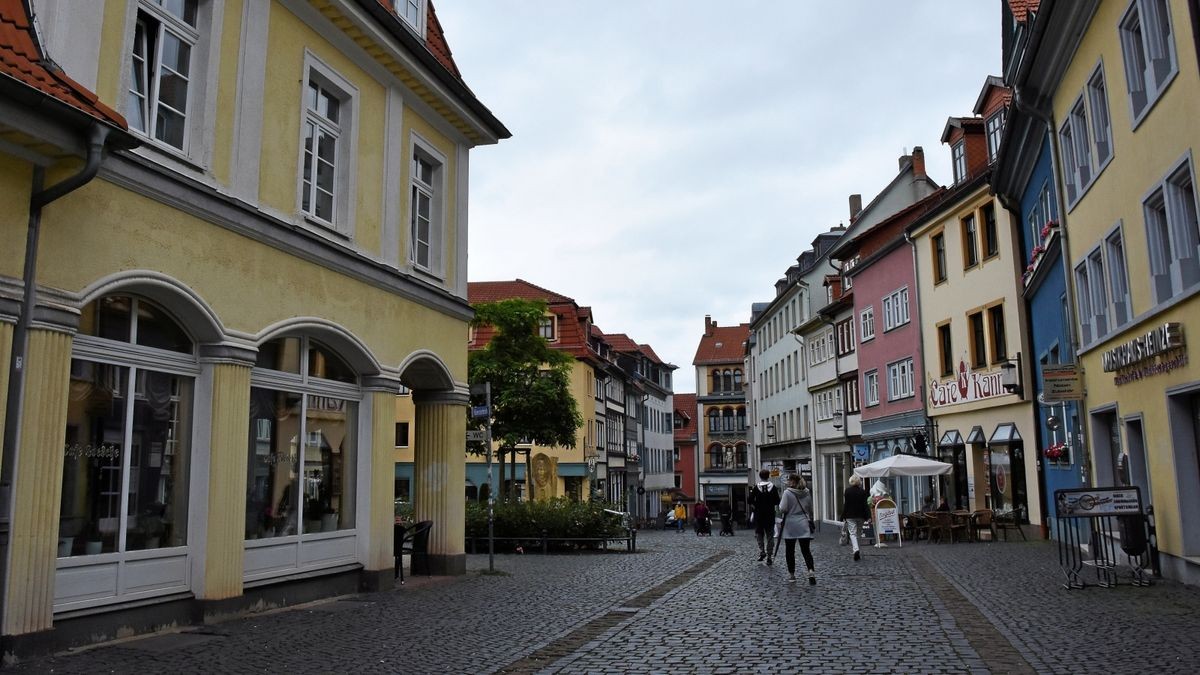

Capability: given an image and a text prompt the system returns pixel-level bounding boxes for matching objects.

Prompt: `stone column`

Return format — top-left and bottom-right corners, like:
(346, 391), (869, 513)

(362, 377), (403, 590)
(412, 390), (467, 575)
(2, 326), (73, 637)
(196, 346), (253, 603)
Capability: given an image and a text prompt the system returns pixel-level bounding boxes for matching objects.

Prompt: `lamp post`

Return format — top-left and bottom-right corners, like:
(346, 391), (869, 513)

(832, 410), (845, 430)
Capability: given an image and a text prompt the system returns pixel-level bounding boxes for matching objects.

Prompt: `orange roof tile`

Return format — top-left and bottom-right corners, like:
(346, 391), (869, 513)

(468, 279), (575, 305)
(1008, 0), (1039, 24)
(673, 393), (697, 440)
(374, 0), (462, 81)
(693, 324), (749, 365)
(0, 0), (127, 128)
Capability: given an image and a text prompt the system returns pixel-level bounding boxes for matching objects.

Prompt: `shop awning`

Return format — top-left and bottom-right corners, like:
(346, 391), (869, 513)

(989, 423), (1022, 445)
(966, 426), (987, 445)
(938, 430), (963, 447)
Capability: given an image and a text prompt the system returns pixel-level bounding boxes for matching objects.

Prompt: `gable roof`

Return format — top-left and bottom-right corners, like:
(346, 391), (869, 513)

(673, 393), (697, 442)
(693, 323), (749, 365)
(0, 0), (129, 129)
(468, 279), (574, 305)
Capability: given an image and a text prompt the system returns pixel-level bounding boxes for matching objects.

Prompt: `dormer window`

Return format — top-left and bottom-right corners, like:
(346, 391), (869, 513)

(986, 109), (1006, 163)
(538, 316), (556, 341)
(397, 0), (425, 34)
(952, 141), (967, 183)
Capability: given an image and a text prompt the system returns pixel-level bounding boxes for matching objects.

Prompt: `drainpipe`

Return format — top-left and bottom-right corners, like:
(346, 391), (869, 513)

(2, 123), (109, 639)
(1014, 90), (1094, 497)
(904, 228), (937, 505)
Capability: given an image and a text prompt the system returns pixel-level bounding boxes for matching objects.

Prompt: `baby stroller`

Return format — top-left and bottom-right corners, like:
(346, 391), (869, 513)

(718, 510), (735, 536)
(694, 516), (712, 536)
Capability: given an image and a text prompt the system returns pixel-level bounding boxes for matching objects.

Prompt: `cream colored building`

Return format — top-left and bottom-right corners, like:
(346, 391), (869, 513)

(909, 112), (1038, 527)
(1, 0), (507, 657)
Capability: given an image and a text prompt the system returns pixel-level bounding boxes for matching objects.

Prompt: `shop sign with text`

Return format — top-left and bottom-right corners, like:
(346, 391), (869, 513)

(929, 360), (1009, 408)
(1102, 323), (1187, 385)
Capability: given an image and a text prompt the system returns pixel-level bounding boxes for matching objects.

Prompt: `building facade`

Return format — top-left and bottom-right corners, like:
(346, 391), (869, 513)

(692, 316), (750, 523)
(908, 102), (1039, 524)
(1, 0), (507, 656)
(1012, 0), (1200, 583)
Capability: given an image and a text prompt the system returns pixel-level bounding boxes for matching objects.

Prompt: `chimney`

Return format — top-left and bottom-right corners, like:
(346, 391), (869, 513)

(911, 146), (926, 180)
(849, 194), (862, 221)
(705, 315), (714, 335)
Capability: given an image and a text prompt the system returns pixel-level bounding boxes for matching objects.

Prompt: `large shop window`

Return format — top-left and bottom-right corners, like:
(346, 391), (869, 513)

(246, 337), (358, 541)
(60, 297), (195, 559)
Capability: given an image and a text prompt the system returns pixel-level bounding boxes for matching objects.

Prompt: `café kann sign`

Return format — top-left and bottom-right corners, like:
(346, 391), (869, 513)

(929, 360), (1009, 409)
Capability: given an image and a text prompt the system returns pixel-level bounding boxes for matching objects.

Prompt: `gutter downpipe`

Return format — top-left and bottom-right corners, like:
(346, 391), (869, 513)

(1, 123), (109, 642)
(1014, 88), (1095, 502)
(903, 228), (935, 501)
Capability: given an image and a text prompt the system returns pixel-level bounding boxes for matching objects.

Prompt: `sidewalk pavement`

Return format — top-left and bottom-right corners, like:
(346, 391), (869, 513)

(7, 528), (1199, 673)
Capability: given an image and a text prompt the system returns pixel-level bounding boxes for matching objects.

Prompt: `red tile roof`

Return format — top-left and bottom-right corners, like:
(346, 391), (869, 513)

(0, 0), (127, 128)
(638, 344), (664, 364)
(693, 323), (749, 365)
(673, 393), (697, 441)
(604, 333), (641, 353)
(468, 279), (575, 305)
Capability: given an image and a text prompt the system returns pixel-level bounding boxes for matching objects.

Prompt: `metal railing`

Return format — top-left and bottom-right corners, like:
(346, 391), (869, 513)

(1054, 487), (1158, 589)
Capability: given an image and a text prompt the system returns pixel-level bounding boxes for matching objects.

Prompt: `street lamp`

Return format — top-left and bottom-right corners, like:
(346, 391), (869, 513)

(765, 421), (776, 442)
(1000, 352), (1023, 398)
(832, 410), (845, 430)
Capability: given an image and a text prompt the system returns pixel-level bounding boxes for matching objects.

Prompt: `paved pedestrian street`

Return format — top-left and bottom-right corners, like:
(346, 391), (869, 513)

(13, 530), (1200, 674)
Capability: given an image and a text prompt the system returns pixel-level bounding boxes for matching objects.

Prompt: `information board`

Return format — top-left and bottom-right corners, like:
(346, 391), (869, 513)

(1054, 486), (1143, 518)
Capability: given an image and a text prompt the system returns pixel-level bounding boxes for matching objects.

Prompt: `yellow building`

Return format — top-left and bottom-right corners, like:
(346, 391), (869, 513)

(0, 0), (507, 657)
(909, 108), (1039, 528)
(1029, 0), (1200, 584)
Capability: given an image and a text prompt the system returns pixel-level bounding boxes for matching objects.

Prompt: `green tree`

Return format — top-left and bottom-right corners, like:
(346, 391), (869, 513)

(469, 299), (582, 499)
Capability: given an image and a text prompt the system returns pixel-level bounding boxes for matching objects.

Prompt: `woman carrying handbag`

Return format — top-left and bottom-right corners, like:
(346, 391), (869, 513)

(775, 473), (817, 585)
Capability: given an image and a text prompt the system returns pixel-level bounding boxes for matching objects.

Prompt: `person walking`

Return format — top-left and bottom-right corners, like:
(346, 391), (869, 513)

(693, 500), (710, 536)
(777, 473), (817, 584)
(673, 502), (687, 533)
(842, 475), (870, 561)
(748, 470), (780, 564)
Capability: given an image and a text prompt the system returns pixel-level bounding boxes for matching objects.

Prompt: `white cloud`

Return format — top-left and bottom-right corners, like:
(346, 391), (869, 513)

(441, 1), (1001, 392)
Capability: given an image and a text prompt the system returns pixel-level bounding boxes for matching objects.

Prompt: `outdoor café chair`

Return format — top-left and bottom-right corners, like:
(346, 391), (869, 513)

(994, 510), (1027, 541)
(394, 520), (433, 583)
(971, 509), (997, 542)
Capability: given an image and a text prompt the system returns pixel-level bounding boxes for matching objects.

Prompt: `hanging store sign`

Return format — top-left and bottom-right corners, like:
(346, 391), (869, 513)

(1102, 323), (1186, 385)
(1041, 364), (1083, 402)
(928, 360), (1009, 408)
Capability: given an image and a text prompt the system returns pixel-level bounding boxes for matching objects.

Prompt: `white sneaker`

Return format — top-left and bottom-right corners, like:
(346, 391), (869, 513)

(788, 574), (796, 583)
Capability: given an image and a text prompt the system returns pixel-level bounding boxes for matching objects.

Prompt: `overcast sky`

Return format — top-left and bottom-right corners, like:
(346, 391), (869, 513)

(437, 1), (1002, 394)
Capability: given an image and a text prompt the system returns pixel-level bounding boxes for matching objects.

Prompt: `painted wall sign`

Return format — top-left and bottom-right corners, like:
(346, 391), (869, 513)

(928, 360), (1009, 408)
(1102, 322), (1185, 373)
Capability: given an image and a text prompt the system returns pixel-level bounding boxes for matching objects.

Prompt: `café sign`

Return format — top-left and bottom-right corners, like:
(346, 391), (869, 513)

(1102, 322), (1185, 374)
(929, 360), (1009, 408)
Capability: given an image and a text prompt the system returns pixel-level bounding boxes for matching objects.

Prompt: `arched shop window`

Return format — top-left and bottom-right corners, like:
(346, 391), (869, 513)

(60, 296), (196, 558)
(707, 443), (724, 469)
(247, 336), (358, 540)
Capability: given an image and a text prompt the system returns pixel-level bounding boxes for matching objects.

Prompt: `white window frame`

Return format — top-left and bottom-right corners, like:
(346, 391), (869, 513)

(952, 140), (966, 183)
(296, 53), (358, 237)
(882, 287), (910, 332)
(886, 358), (915, 401)
(1060, 63), (1116, 210)
(844, 378), (860, 414)
(1143, 154), (1200, 305)
(864, 370), (879, 406)
(127, 0), (199, 153)
(1105, 224), (1133, 327)
(1119, 0), (1178, 128)
(538, 316), (557, 341)
(397, 0), (426, 35)
(860, 306), (875, 342)
(409, 133), (447, 277)
(985, 108), (1006, 163)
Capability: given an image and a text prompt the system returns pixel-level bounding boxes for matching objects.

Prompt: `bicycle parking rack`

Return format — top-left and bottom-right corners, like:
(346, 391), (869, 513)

(1055, 486), (1157, 590)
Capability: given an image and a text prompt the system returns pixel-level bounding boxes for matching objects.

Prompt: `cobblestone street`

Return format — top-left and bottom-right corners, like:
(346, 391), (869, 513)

(12, 529), (1200, 674)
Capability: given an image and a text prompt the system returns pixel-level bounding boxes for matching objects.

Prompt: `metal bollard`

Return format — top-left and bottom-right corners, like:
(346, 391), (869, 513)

(542, 529), (548, 555)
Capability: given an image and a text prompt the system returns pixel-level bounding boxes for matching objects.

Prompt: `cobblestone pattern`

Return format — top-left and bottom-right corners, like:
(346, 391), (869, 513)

(909, 537), (1200, 674)
(9, 530), (1200, 673)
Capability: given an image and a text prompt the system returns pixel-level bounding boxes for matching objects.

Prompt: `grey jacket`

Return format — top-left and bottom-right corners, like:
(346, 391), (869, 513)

(778, 487), (815, 539)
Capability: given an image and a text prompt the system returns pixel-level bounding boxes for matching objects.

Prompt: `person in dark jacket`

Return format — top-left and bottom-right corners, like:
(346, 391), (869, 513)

(842, 475), (870, 561)
(748, 470), (781, 564)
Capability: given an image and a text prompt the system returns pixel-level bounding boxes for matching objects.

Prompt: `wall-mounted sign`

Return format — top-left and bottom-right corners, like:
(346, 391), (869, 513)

(1041, 364), (1083, 402)
(1102, 323), (1187, 385)
(1054, 486), (1142, 518)
(928, 360), (1010, 408)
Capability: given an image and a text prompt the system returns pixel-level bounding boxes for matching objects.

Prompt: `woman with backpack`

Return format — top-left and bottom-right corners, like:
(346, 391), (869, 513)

(777, 473), (817, 585)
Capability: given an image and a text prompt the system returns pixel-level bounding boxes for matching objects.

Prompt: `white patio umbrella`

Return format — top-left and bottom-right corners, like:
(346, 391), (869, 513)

(853, 454), (953, 478)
